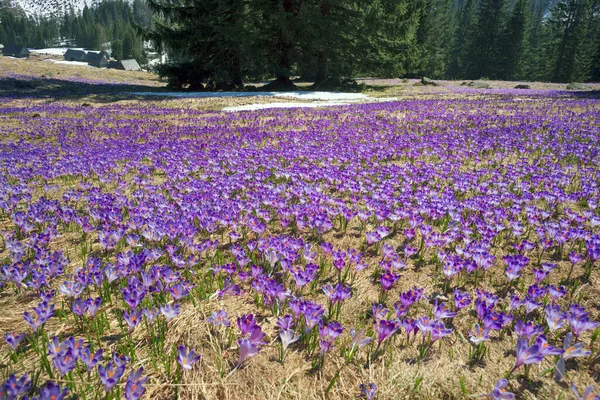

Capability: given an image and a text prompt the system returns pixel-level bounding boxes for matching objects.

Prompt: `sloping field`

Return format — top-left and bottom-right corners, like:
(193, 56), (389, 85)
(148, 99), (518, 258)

(0, 60), (599, 400)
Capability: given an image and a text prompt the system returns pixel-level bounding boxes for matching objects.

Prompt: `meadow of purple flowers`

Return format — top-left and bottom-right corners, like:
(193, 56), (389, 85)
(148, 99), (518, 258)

(0, 86), (599, 399)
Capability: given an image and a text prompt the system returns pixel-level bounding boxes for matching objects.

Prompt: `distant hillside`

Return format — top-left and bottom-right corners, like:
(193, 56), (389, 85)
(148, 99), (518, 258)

(6, 0), (116, 17)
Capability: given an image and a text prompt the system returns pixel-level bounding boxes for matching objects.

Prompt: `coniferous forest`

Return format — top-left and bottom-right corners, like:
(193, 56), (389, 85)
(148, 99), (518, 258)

(0, 0), (599, 85)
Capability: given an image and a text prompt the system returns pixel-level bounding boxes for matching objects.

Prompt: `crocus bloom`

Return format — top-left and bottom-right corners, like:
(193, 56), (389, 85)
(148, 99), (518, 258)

(349, 328), (373, 348)
(79, 346), (103, 371)
(237, 314), (260, 337)
(125, 367), (148, 400)
(276, 314), (294, 331)
(237, 338), (260, 367)
(545, 304), (567, 332)
(177, 345), (201, 370)
(2, 374), (30, 398)
(569, 315), (599, 338)
(469, 324), (490, 344)
(160, 303), (180, 321)
(98, 362), (126, 392)
(376, 319), (399, 346)
(207, 310), (231, 327)
(319, 321), (344, 353)
(555, 333), (591, 381)
(454, 289), (471, 310)
(379, 271), (399, 291)
(280, 329), (300, 351)
(570, 382), (599, 400)
(511, 337), (546, 372)
(52, 348), (77, 376)
(123, 308), (142, 332)
(37, 381), (69, 400)
(433, 300), (458, 320)
(479, 378), (515, 399)
(359, 382), (377, 400)
(4, 332), (26, 350)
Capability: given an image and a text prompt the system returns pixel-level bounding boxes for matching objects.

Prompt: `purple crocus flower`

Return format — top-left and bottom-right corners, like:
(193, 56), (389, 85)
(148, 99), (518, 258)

(24, 302), (54, 332)
(535, 335), (563, 357)
(160, 303), (180, 321)
(453, 289), (471, 310)
(379, 271), (399, 291)
(319, 321), (344, 353)
(570, 382), (599, 400)
(359, 382), (377, 400)
(349, 328), (373, 348)
(86, 297), (102, 317)
(509, 337), (546, 375)
(125, 368), (148, 400)
(123, 308), (143, 332)
(545, 304), (567, 332)
(280, 329), (300, 351)
(401, 318), (417, 340)
(4, 332), (26, 350)
(39, 289), (55, 303)
(569, 314), (599, 338)
(376, 319), (399, 347)
(433, 300), (458, 320)
(177, 345), (201, 370)
(71, 298), (88, 317)
(237, 338), (260, 367)
(2, 374), (30, 398)
(469, 324), (490, 344)
(237, 314), (260, 337)
(514, 320), (544, 339)
(207, 310), (231, 327)
(52, 348), (78, 376)
(555, 332), (591, 381)
(37, 381), (69, 400)
(276, 315), (294, 331)
(479, 378), (515, 399)
(430, 321), (453, 342)
(98, 361), (126, 392)
(79, 346), (103, 371)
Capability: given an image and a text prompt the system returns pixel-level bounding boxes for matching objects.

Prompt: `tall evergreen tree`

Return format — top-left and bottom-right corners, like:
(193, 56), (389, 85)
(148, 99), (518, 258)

(547, 0), (594, 82)
(498, 0), (530, 80)
(467, 0), (508, 79)
(415, 0), (452, 78)
(446, 0), (476, 78)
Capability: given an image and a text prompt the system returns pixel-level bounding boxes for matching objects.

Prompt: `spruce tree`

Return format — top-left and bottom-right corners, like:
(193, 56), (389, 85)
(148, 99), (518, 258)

(415, 0), (452, 78)
(467, 0), (508, 79)
(499, 0), (530, 80)
(446, 0), (476, 79)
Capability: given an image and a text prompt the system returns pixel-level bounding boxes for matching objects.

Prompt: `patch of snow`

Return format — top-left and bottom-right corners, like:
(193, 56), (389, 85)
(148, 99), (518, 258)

(223, 101), (357, 112)
(30, 48), (86, 56)
(12, 0), (99, 18)
(273, 92), (368, 101)
(43, 59), (91, 68)
(130, 91), (370, 101)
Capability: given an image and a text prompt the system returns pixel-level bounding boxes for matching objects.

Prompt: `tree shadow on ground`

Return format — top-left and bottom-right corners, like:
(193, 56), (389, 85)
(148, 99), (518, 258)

(0, 76), (168, 103)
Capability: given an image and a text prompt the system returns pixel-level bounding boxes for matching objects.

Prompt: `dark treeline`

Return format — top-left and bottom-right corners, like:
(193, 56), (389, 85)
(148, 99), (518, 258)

(0, 0), (150, 61)
(149, 0), (599, 87)
(1, 0), (599, 84)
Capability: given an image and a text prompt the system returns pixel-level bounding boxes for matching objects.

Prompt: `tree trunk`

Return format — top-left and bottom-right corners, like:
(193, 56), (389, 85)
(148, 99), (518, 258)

(231, 47), (243, 87)
(314, 50), (328, 85)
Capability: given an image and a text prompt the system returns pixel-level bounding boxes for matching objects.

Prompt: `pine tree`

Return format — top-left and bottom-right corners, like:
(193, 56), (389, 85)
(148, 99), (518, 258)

(547, 0), (594, 82)
(148, 0), (247, 87)
(415, 0), (452, 78)
(498, 0), (530, 80)
(446, 0), (476, 79)
(467, 0), (508, 79)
